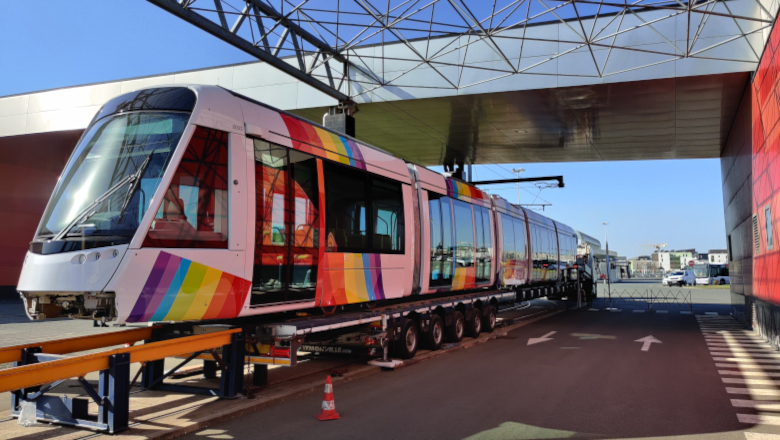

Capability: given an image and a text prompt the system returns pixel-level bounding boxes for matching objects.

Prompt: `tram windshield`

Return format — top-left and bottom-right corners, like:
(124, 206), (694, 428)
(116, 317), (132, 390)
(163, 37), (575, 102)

(36, 112), (190, 244)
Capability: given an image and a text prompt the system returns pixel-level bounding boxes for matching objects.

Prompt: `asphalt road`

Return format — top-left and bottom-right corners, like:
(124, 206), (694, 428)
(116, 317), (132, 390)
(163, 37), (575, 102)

(182, 308), (775, 440)
(595, 279), (733, 314)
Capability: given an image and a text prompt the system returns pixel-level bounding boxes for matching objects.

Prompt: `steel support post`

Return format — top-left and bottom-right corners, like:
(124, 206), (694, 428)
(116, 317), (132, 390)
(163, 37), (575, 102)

(218, 332), (245, 398)
(141, 358), (165, 389)
(98, 353), (130, 433)
(203, 360), (217, 379)
(10, 347), (41, 416)
(253, 365), (268, 387)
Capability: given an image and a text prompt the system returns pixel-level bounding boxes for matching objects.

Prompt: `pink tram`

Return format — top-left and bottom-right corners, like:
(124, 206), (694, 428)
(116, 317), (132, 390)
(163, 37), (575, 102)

(17, 85), (581, 334)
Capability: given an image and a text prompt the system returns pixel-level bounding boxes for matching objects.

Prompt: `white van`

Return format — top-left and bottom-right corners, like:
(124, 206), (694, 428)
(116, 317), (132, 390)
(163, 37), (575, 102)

(663, 269), (696, 286)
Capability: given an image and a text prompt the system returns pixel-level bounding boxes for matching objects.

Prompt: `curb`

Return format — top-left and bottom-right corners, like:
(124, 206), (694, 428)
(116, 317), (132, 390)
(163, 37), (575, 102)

(127, 308), (564, 440)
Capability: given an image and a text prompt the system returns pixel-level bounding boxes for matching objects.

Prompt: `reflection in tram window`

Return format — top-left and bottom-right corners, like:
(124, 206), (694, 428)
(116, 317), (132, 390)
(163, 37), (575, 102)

(453, 200), (474, 268)
(251, 140), (319, 305)
(144, 126), (229, 249)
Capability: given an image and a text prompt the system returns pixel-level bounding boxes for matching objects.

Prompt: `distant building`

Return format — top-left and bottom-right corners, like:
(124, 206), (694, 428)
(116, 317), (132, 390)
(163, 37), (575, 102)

(652, 251), (672, 273)
(708, 249), (728, 264)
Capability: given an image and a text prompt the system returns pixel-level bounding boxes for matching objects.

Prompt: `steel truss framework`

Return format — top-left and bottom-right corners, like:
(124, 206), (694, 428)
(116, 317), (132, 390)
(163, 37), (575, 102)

(151, 0), (778, 102)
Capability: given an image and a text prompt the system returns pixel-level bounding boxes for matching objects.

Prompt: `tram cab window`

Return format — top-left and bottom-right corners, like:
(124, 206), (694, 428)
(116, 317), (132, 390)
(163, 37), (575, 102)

(144, 126), (229, 248)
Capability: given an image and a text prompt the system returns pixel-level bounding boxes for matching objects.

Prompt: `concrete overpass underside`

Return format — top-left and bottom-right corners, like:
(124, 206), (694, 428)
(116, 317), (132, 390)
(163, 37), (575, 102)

(293, 72), (750, 165)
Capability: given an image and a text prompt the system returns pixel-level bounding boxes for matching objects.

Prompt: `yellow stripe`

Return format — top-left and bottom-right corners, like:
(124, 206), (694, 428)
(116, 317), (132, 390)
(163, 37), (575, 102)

(314, 127), (342, 163)
(328, 132), (351, 165)
(181, 267), (222, 320)
(452, 267), (465, 290)
(354, 258), (368, 302)
(164, 262), (207, 321)
(343, 254), (360, 303)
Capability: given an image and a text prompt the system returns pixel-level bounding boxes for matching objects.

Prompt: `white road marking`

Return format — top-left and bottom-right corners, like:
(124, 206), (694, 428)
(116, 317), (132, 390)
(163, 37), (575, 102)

(716, 363), (780, 370)
(635, 335), (662, 352)
(732, 399), (780, 410)
(720, 370), (780, 377)
(655, 310), (669, 314)
(744, 433), (780, 440)
(705, 312), (720, 315)
(727, 387), (780, 396)
(738, 414), (780, 425)
(527, 331), (556, 346)
(632, 310), (645, 313)
(681, 311), (692, 314)
(710, 352), (780, 358)
(588, 308), (600, 312)
(714, 357), (780, 364)
(723, 378), (780, 385)
(708, 342), (773, 348)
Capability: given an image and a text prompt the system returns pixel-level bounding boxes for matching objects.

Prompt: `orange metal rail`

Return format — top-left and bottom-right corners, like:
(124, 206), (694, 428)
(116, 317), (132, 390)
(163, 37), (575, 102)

(0, 328), (240, 393)
(0, 326), (160, 365)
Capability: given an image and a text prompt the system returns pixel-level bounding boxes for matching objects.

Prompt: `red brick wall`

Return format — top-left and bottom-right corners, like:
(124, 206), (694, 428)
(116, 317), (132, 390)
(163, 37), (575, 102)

(0, 130), (81, 286)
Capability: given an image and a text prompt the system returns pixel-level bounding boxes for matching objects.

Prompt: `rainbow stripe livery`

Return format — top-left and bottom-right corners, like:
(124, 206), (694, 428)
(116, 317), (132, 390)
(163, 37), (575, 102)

(127, 252), (250, 323)
(281, 114), (366, 170)
(446, 179), (489, 202)
(322, 254), (386, 306)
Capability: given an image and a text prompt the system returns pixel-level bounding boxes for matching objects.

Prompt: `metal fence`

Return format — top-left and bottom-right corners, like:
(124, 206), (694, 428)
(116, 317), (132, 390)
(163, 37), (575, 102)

(602, 289), (693, 312)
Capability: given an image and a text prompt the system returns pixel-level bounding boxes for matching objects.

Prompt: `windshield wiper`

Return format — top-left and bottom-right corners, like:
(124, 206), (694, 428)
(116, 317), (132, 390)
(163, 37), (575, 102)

(51, 155), (154, 242)
(117, 153), (153, 222)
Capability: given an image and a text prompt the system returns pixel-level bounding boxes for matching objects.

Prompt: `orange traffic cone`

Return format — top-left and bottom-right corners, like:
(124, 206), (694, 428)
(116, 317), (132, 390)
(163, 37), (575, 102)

(314, 375), (340, 421)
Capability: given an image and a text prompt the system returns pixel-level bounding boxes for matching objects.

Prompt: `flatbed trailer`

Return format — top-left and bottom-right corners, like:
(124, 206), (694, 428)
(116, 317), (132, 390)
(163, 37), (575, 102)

(2, 279), (590, 433)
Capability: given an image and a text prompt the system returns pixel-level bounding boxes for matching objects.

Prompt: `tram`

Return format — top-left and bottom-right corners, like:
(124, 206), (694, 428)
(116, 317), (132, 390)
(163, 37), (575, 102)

(17, 85), (582, 324)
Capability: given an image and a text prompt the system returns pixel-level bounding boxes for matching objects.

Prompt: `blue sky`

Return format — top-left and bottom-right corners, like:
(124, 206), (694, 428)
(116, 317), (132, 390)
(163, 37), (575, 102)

(1, 1), (728, 258)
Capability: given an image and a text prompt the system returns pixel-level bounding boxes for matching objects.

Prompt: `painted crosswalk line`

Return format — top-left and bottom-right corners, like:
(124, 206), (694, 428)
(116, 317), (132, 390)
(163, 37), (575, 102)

(732, 399), (780, 410)
(744, 433), (780, 440)
(720, 370), (780, 377)
(723, 378), (780, 386)
(738, 414), (780, 425)
(727, 387), (780, 396)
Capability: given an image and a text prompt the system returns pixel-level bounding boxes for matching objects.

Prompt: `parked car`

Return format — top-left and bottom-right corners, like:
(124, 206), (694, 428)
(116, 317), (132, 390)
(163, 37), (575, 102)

(663, 269), (696, 286)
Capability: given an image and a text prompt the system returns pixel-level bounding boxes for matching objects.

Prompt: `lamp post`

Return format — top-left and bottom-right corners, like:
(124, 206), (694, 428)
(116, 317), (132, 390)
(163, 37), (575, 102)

(511, 168), (525, 204)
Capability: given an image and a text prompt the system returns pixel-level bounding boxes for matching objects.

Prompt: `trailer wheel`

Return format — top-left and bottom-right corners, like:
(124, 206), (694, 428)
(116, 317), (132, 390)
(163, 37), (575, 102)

(424, 315), (444, 351)
(466, 309), (482, 338)
(483, 306), (497, 333)
(395, 319), (419, 359)
(448, 311), (465, 342)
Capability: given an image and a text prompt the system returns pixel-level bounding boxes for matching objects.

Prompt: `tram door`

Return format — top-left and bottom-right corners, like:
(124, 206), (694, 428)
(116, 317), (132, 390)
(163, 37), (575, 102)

(250, 140), (320, 306)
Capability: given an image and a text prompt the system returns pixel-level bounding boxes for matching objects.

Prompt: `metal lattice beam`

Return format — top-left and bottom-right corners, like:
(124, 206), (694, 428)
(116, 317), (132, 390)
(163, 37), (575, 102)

(148, 0), (779, 102)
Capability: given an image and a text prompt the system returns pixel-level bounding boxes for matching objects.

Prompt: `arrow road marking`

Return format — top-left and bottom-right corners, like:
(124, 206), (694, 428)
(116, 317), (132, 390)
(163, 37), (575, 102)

(635, 335), (662, 351)
(528, 331), (556, 346)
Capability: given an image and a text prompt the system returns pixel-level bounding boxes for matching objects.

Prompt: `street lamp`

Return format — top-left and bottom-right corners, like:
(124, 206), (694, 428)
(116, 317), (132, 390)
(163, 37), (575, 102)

(511, 167), (525, 205)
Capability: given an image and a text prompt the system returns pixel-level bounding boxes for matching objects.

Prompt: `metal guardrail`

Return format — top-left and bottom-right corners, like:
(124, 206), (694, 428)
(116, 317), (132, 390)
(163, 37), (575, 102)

(603, 289), (693, 312)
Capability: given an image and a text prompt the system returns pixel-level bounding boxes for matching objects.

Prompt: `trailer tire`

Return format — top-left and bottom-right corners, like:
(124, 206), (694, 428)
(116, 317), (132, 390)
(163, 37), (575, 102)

(424, 315), (444, 351)
(448, 311), (465, 343)
(395, 319), (419, 359)
(483, 306), (497, 333)
(466, 308), (482, 338)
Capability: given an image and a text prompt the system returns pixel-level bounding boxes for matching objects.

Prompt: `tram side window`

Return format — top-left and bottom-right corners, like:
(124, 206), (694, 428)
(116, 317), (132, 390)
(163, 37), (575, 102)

(453, 200), (474, 268)
(474, 206), (488, 282)
(513, 217), (527, 261)
(501, 213), (515, 261)
(144, 126), (229, 248)
(429, 195), (443, 284)
(440, 197), (454, 283)
(325, 165), (368, 252)
(481, 207), (493, 281)
(766, 204), (773, 251)
(372, 178), (404, 252)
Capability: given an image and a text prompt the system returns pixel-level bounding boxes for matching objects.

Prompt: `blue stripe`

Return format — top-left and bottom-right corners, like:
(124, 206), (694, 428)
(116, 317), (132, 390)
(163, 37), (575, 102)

(339, 137), (357, 167)
(149, 260), (191, 321)
(362, 254), (376, 301)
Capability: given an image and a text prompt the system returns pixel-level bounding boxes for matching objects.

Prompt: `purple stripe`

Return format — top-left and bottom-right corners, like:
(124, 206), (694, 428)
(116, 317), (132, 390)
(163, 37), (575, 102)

(127, 252), (172, 322)
(140, 253), (182, 322)
(347, 139), (366, 170)
(371, 254), (385, 300)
